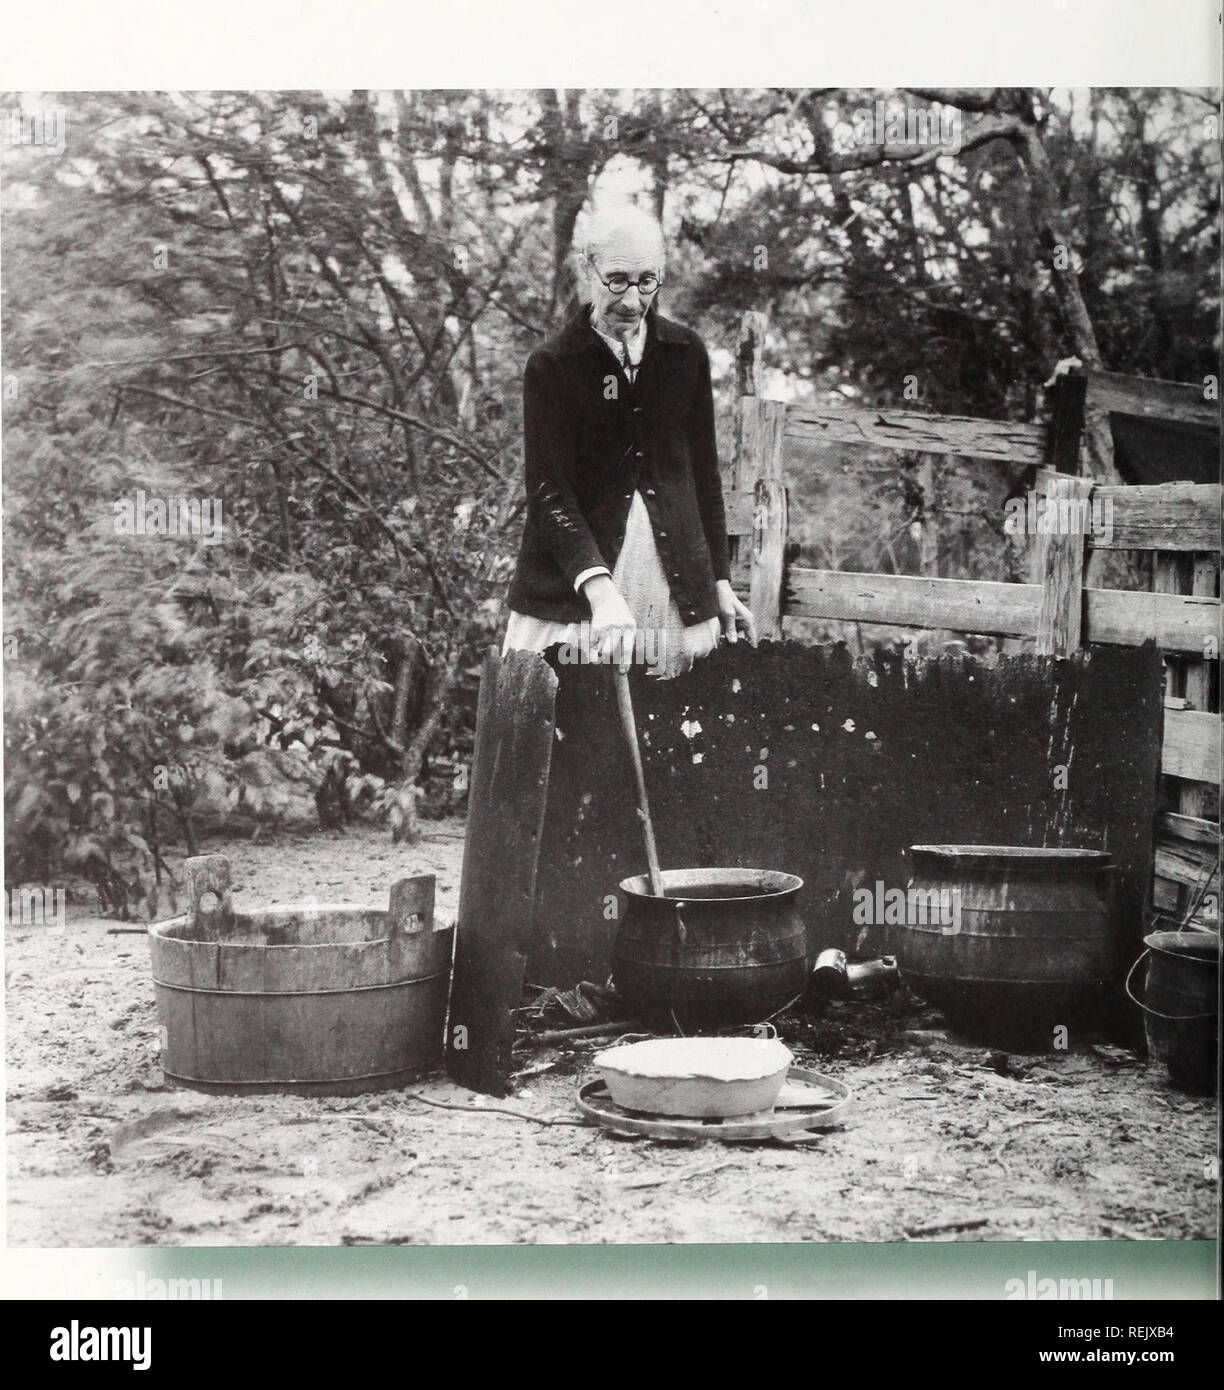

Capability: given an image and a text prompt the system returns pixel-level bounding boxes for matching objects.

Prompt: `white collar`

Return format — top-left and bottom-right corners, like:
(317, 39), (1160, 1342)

(589, 310), (647, 365)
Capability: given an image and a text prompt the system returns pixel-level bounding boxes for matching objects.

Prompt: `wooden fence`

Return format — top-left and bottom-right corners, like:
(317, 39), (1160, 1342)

(725, 311), (1221, 928)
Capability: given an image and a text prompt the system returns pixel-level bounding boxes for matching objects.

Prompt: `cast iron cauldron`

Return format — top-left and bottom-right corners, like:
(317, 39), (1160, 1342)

(894, 844), (1115, 1046)
(612, 868), (807, 1030)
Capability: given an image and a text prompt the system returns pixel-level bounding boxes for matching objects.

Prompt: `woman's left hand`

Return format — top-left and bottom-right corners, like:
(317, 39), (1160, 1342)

(716, 580), (757, 646)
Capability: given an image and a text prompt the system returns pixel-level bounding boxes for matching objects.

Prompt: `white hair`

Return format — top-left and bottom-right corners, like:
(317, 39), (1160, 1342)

(572, 199), (666, 304)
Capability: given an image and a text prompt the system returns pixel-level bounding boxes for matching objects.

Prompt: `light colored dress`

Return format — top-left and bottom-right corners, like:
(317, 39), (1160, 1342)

(503, 314), (721, 679)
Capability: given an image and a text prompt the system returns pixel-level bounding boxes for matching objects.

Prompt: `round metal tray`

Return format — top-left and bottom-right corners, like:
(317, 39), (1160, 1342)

(577, 1065), (851, 1142)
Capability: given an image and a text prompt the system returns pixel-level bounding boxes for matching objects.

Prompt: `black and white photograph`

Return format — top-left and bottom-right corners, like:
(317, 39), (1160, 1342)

(1, 0), (1219, 1316)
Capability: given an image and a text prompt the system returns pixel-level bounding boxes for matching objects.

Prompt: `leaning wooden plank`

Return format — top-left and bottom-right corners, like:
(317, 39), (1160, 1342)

(1036, 474), (1092, 655)
(1162, 709), (1222, 785)
(1084, 369), (1220, 429)
(446, 649), (558, 1098)
(1153, 844), (1220, 927)
(784, 405), (1047, 463)
(1154, 837), (1219, 890)
(787, 569), (1041, 637)
(1159, 812), (1220, 846)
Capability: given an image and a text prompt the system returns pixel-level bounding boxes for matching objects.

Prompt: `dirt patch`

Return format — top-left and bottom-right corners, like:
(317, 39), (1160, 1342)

(6, 822), (1217, 1245)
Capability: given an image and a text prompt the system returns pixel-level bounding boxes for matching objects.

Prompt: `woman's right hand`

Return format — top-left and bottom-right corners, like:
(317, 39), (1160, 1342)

(582, 574), (636, 672)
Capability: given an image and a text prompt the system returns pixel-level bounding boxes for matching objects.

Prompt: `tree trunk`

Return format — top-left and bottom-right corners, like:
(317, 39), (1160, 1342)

(1016, 124), (1118, 482)
(539, 88), (600, 322)
(399, 644), (465, 788)
(390, 644), (415, 751)
(169, 782), (199, 857)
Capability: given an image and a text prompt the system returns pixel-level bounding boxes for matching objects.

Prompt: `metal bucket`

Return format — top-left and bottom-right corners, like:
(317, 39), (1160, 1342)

(611, 868), (807, 1030)
(894, 845), (1116, 1045)
(1126, 930), (1219, 1094)
(148, 854), (453, 1095)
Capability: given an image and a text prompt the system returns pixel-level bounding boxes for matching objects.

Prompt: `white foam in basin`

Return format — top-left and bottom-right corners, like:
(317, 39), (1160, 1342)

(594, 1036), (793, 1081)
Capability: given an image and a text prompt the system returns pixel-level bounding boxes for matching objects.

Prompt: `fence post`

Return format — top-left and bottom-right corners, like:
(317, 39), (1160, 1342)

(1035, 368), (1092, 598)
(730, 311), (769, 589)
(743, 399), (788, 641)
(1046, 368), (1088, 475)
(751, 473), (788, 642)
(1036, 473), (1094, 656)
(736, 310), (767, 399)
(733, 309), (788, 639)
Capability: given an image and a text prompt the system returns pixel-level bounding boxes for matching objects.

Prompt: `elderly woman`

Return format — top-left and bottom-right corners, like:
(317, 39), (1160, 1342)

(503, 201), (755, 677)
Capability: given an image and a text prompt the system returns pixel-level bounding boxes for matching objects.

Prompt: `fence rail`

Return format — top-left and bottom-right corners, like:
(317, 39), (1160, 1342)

(782, 568), (1219, 659)
(782, 405), (1048, 463)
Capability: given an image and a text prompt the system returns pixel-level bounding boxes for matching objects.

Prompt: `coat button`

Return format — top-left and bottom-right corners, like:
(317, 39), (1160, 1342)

(645, 487), (656, 497)
(658, 530), (668, 539)
(634, 450), (644, 460)
(633, 406), (643, 415)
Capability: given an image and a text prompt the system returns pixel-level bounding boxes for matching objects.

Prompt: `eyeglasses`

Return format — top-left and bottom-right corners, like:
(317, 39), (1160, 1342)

(591, 266), (662, 297)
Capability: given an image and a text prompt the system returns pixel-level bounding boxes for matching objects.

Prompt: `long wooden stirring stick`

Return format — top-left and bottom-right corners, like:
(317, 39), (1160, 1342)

(613, 667), (666, 897)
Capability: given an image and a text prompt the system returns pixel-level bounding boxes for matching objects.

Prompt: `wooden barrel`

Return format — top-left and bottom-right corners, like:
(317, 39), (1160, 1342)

(148, 855), (453, 1095)
(612, 868), (808, 1030)
(894, 845), (1115, 1045)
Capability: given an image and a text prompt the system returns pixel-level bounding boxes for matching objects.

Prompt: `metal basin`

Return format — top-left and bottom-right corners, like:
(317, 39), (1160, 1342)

(594, 1036), (794, 1117)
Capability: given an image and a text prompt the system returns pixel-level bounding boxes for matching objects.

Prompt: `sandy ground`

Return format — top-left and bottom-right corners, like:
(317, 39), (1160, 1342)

(5, 822), (1218, 1246)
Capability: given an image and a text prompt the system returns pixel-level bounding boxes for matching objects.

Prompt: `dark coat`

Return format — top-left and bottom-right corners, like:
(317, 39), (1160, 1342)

(506, 302), (732, 625)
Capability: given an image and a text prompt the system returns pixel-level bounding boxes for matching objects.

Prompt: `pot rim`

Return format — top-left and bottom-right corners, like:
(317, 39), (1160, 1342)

(1143, 930), (1220, 963)
(908, 844), (1113, 871)
(617, 867), (804, 901)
